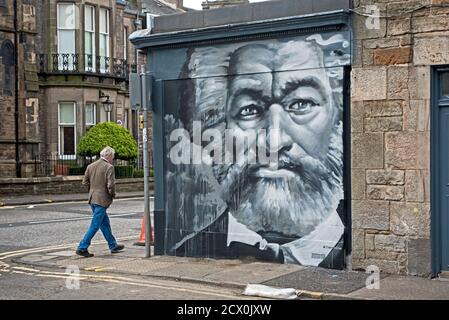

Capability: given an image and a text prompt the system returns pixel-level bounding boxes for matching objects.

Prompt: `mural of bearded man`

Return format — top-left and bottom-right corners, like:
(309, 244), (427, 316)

(164, 33), (350, 269)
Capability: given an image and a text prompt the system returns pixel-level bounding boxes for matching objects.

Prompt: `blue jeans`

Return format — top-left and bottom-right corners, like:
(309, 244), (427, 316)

(78, 204), (117, 251)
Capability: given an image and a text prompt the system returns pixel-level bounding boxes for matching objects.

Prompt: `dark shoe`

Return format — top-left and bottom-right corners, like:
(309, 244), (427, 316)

(111, 244), (125, 253)
(76, 249), (94, 258)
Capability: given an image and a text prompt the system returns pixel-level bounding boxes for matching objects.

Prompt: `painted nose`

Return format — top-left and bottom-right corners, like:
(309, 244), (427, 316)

(266, 104), (293, 153)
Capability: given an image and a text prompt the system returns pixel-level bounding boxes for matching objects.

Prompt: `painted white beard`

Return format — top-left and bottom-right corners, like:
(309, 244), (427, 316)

(234, 170), (342, 240)
(215, 123), (344, 242)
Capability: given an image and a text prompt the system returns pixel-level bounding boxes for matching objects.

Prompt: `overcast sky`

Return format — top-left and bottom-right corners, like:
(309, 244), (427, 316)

(183, 0), (268, 10)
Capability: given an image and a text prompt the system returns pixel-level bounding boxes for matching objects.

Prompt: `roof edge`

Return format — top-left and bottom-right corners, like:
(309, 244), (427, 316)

(130, 9), (351, 49)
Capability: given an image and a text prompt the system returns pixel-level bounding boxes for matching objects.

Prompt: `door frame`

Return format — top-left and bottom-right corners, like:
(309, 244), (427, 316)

(431, 66), (449, 277)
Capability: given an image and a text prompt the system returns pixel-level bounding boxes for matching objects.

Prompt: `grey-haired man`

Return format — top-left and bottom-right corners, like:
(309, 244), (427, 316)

(76, 146), (124, 257)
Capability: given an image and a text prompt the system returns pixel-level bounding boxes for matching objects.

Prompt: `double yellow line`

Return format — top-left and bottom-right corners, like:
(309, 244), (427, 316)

(0, 236), (136, 260)
(0, 236), (136, 276)
(8, 265), (250, 299)
(0, 237), (252, 300)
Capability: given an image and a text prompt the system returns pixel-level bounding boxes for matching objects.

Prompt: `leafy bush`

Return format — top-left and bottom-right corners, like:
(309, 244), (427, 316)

(77, 122), (138, 160)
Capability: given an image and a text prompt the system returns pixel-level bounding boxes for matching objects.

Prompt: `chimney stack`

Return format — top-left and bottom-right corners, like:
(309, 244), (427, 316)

(201, 0), (250, 10)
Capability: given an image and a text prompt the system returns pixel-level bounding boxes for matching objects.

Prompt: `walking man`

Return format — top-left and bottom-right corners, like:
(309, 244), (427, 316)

(76, 146), (124, 257)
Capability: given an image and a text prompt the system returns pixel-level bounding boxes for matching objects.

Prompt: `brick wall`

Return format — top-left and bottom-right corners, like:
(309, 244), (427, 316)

(350, 0), (441, 276)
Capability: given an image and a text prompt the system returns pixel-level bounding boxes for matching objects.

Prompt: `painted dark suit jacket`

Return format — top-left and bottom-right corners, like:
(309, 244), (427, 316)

(173, 208), (346, 270)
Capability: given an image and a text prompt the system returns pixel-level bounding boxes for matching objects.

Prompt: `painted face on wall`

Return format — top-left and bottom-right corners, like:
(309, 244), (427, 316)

(214, 41), (343, 243)
(227, 42), (336, 168)
(166, 34), (348, 264)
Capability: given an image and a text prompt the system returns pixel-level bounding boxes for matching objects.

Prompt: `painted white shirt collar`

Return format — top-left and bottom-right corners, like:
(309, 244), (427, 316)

(226, 210), (344, 266)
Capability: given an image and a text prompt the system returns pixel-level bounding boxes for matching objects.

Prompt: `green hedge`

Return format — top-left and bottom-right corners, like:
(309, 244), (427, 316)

(133, 169), (144, 178)
(67, 165), (140, 179)
(115, 165), (135, 179)
(77, 122), (138, 160)
(68, 166), (86, 175)
(132, 169), (153, 178)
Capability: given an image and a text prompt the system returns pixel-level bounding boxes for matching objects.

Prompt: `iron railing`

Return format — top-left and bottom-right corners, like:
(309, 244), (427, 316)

(32, 153), (153, 179)
(38, 53), (137, 80)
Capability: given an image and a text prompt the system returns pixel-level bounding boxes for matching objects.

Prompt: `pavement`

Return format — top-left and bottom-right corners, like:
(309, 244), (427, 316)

(2, 193), (449, 300)
(0, 191), (145, 207)
(6, 238), (449, 300)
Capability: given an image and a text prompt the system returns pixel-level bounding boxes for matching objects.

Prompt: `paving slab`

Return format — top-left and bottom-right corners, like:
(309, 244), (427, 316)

(347, 276), (449, 300)
(55, 256), (131, 270)
(263, 267), (389, 294)
(149, 263), (227, 279)
(111, 259), (177, 275)
(205, 262), (304, 285)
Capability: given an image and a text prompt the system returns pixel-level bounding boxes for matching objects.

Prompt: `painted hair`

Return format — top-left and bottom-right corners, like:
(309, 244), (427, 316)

(178, 34), (350, 132)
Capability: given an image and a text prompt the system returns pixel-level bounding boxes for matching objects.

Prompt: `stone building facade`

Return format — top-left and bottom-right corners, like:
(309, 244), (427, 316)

(0, 0), (40, 177)
(38, 0), (144, 165)
(0, 0), (182, 178)
(350, 0), (446, 276)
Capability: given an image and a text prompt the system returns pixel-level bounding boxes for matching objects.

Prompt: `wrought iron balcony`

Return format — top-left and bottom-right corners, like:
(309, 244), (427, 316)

(38, 53), (137, 80)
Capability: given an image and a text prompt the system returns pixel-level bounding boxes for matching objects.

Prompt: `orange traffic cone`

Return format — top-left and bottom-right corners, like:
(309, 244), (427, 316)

(134, 213), (154, 246)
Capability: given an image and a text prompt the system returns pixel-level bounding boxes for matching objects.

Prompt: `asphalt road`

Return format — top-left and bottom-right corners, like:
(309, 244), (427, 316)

(0, 198), (250, 300)
(0, 198), (146, 251)
(0, 270), (249, 300)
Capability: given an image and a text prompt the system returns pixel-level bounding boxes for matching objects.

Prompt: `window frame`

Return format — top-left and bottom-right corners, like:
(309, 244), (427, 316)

(84, 4), (96, 72)
(57, 2), (76, 70)
(99, 7), (110, 73)
(1, 40), (14, 95)
(58, 102), (77, 157)
(85, 102), (96, 127)
(123, 26), (128, 61)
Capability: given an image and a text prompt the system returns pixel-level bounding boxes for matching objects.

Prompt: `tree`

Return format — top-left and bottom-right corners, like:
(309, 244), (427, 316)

(77, 122), (138, 160)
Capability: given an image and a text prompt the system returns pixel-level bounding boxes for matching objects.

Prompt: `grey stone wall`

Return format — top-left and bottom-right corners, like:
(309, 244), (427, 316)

(0, 0), (17, 177)
(0, 176), (149, 196)
(351, 0), (436, 276)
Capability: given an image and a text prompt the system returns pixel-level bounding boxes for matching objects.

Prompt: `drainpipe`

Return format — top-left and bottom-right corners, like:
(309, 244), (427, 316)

(140, 65), (152, 258)
(14, 0), (21, 177)
(134, 15), (141, 168)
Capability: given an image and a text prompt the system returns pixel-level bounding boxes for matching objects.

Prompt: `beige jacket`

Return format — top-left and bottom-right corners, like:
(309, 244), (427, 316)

(82, 158), (116, 208)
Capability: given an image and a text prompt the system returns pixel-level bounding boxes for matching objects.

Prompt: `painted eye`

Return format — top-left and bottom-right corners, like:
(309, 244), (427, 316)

(286, 99), (318, 115)
(238, 105), (261, 120)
